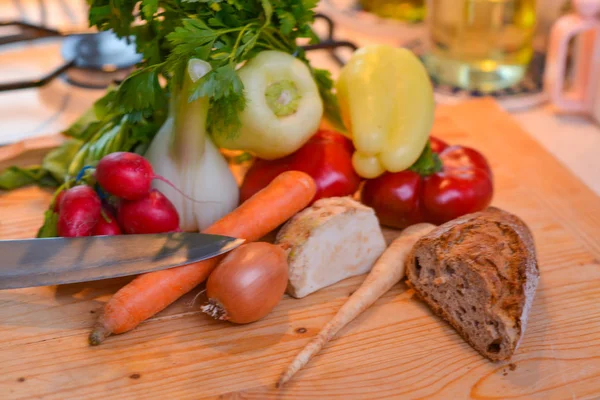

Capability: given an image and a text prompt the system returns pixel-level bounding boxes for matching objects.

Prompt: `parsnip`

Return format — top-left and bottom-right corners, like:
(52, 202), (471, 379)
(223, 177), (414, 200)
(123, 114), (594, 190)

(277, 223), (436, 387)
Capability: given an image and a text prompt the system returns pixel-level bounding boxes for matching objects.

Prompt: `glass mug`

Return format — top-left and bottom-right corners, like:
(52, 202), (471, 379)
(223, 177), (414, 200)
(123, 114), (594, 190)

(424, 0), (537, 93)
(545, 0), (600, 123)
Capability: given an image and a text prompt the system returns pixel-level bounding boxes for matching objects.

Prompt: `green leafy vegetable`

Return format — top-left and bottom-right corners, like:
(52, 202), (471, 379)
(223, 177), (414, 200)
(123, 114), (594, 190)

(87, 0), (337, 138)
(43, 139), (85, 182)
(0, 166), (57, 190)
(1, 0), (342, 204)
(313, 68), (346, 133)
(36, 209), (60, 238)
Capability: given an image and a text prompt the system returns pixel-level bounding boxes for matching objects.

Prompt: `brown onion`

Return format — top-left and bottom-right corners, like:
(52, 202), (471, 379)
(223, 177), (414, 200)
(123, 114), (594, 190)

(201, 242), (288, 324)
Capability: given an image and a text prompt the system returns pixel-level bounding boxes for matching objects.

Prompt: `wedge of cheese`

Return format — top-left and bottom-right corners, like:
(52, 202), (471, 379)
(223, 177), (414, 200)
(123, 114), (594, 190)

(276, 197), (386, 298)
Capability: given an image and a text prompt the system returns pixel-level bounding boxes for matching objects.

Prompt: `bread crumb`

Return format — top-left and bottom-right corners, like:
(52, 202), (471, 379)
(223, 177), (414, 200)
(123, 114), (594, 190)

(509, 363), (517, 371)
(433, 277), (447, 286)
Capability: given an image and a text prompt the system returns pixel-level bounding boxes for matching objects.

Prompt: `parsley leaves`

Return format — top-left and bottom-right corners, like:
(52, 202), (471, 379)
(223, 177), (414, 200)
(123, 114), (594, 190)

(90, 0), (338, 137)
(0, 0), (342, 191)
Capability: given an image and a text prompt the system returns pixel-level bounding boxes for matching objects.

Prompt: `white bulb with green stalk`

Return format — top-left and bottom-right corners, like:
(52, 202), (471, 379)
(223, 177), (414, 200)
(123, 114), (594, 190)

(213, 51), (324, 160)
(145, 59), (239, 231)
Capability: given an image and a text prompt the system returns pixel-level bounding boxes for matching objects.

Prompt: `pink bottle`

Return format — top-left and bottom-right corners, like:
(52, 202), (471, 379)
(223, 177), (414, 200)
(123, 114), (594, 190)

(545, 0), (600, 123)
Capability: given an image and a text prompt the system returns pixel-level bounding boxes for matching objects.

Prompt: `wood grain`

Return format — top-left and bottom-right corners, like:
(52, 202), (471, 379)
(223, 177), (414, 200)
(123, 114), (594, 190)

(1, 99), (599, 399)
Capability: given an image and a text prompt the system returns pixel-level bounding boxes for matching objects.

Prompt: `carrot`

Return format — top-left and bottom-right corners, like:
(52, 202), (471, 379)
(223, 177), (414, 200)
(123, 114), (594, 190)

(277, 223), (436, 387)
(89, 171), (316, 345)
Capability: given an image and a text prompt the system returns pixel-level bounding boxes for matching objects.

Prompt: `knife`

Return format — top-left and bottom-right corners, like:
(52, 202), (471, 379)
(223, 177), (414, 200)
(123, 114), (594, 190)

(0, 233), (244, 290)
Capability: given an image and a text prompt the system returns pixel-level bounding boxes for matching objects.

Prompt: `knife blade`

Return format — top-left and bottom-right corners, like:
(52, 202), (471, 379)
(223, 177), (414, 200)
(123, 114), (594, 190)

(0, 233), (244, 290)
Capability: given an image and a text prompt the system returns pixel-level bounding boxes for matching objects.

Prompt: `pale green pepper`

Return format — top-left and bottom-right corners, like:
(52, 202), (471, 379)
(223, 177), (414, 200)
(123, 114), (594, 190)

(213, 51), (323, 160)
(336, 45), (435, 178)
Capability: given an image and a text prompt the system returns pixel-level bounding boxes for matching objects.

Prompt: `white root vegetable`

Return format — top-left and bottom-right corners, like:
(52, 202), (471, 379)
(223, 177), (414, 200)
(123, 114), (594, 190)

(276, 197), (387, 299)
(277, 223), (436, 387)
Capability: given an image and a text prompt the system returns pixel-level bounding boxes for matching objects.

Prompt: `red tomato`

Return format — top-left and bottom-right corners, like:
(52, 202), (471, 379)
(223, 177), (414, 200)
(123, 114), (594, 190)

(241, 130), (361, 204)
(361, 137), (493, 228)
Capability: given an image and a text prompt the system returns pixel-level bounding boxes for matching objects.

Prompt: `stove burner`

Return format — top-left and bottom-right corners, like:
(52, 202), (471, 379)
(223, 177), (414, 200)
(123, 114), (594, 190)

(0, 23), (141, 91)
(0, 14), (355, 92)
(60, 31), (141, 88)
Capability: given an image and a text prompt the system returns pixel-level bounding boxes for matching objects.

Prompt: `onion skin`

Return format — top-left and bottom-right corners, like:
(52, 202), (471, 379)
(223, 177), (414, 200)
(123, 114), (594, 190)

(202, 242), (288, 324)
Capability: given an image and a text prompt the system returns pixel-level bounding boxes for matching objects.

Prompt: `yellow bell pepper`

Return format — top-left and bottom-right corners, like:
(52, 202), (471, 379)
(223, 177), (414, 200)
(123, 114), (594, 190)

(336, 45), (435, 178)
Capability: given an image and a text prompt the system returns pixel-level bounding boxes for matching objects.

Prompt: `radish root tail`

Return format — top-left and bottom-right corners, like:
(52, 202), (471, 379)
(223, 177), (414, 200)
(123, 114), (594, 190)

(153, 175), (220, 205)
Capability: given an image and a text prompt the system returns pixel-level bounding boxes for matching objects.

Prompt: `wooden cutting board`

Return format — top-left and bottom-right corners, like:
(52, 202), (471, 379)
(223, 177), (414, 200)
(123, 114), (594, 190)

(1, 98), (599, 400)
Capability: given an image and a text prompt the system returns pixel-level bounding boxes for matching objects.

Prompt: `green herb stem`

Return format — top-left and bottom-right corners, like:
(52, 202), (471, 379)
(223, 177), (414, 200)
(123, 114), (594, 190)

(261, 29), (292, 52)
(229, 24), (259, 62)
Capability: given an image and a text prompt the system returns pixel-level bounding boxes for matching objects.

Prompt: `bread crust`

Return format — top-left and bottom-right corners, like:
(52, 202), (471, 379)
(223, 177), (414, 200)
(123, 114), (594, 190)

(406, 207), (539, 361)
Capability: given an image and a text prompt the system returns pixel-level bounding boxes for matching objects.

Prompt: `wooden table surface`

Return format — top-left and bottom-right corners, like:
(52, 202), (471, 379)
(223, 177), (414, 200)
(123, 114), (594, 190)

(1, 99), (599, 399)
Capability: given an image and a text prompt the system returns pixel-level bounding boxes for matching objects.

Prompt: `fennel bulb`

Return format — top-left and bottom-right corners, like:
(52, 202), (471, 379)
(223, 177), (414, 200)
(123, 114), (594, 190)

(145, 59), (239, 231)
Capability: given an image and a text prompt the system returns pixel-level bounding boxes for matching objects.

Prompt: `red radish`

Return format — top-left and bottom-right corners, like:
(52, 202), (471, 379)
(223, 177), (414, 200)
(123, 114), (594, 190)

(57, 186), (102, 237)
(89, 171), (316, 345)
(118, 190), (180, 234)
(96, 152), (154, 201)
(96, 152), (205, 203)
(93, 209), (122, 236)
(52, 190), (65, 212)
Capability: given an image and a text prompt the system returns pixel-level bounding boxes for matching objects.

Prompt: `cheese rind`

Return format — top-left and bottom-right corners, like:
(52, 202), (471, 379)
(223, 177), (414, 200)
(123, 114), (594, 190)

(276, 197), (386, 298)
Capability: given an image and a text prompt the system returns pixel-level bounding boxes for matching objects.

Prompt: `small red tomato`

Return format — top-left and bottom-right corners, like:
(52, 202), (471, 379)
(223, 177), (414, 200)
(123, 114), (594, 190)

(241, 130), (361, 204)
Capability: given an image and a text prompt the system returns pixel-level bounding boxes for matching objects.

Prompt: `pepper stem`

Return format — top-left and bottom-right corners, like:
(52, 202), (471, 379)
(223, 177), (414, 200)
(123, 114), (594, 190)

(409, 141), (443, 176)
(265, 80), (301, 117)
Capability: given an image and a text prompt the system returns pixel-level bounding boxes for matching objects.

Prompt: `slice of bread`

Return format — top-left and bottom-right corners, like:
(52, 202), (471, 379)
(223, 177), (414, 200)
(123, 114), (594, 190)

(276, 197), (386, 298)
(406, 207), (539, 361)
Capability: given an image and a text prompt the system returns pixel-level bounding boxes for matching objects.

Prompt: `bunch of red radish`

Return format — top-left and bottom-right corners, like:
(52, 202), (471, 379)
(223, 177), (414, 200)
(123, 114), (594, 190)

(55, 152), (180, 237)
